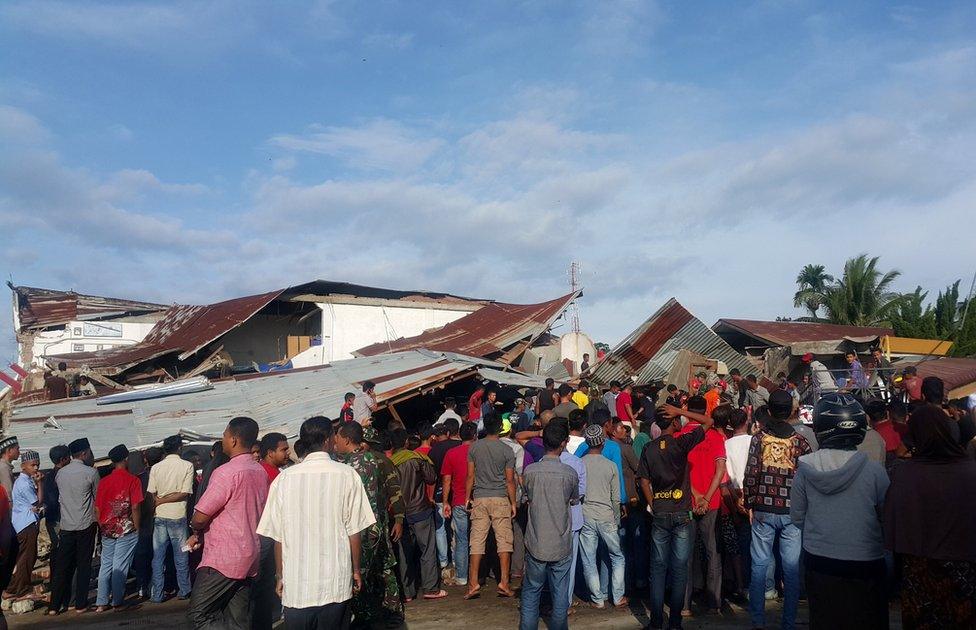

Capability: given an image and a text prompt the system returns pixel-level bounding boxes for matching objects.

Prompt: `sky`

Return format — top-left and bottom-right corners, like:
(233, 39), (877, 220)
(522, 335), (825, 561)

(1, 0), (975, 364)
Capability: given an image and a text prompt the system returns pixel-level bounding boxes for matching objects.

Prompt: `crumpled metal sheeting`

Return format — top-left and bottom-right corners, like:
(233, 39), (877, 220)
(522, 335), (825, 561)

(9, 350), (499, 467)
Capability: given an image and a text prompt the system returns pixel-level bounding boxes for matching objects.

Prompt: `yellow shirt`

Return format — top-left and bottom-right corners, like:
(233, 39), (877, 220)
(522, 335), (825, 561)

(572, 391), (589, 409)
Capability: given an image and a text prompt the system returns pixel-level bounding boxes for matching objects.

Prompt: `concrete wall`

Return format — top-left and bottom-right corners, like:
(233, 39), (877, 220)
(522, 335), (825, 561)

(23, 320), (159, 365)
(220, 312), (321, 365)
(320, 302), (474, 362)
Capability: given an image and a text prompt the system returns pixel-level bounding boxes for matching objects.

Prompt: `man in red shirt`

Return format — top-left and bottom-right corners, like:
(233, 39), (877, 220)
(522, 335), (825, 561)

(255, 432), (287, 627)
(259, 432), (290, 482)
(339, 393), (356, 423)
(676, 396), (726, 615)
(615, 383), (636, 429)
(866, 400), (909, 467)
(468, 384), (485, 428)
(440, 423), (478, 587)
(94, 444), (144, 611)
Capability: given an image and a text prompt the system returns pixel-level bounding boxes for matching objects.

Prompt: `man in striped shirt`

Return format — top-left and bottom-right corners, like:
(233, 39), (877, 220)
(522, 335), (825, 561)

(257, 416), (375, 629)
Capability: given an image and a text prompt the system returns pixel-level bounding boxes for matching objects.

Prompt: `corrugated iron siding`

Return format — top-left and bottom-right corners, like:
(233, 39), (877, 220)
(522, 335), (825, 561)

(355, 292), (580, 361)
(55, 290), (284, 373)
(10, 350), (497, 467)
(592, 299), (754, 385)
(13, 285), (167, 331)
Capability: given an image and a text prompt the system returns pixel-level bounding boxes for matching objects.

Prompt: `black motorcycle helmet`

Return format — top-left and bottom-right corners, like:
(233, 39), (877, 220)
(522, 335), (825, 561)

(812, 392), (867, 449)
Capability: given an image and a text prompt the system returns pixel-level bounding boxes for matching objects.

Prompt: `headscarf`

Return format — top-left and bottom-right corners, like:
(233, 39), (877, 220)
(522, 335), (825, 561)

(908, 404), (965, 461)
(883, 404), (976, 562)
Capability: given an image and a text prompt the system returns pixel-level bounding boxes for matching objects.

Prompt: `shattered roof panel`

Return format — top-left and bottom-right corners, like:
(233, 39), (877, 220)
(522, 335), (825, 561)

(354, 292), (580, 362)
(591, 299), (754, 384)
(11, 284), (168, 331)
(11, 350), (500, 467)
(714, 319), (893, 346)
(284, 280), (489, 306)
(54, 290), (284, 373)
(912, 357), (976, 394)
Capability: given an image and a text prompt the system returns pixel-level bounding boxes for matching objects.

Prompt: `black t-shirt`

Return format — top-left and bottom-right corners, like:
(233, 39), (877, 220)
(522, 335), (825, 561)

(636, 396), (655, 421)
(636, 427), (704, 513)
(429, 438), (462, 502)
(538, 389), (557, 412)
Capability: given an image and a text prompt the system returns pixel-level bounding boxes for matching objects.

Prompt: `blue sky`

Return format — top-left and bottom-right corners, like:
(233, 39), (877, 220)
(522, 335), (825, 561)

(2, 1), (975, 363)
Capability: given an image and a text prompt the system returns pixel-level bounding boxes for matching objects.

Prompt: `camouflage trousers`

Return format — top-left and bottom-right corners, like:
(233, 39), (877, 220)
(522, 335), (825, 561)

(352, 529), (403, 627)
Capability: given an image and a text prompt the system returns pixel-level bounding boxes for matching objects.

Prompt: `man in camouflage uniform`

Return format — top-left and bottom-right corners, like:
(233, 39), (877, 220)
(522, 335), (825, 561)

(334, 424), (405, 628)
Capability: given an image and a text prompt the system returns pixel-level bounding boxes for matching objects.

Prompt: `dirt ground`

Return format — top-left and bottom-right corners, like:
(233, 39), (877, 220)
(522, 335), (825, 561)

(3, 580), (904, 629)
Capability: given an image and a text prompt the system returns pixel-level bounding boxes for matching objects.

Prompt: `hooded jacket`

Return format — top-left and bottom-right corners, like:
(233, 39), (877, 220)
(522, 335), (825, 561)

(790, 450), (889, 561)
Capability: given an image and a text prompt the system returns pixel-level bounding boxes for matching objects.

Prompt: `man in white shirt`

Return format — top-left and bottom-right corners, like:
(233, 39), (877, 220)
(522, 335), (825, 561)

(434, 397), (462, 426)
(146, 435), (194, 602)
(352, 381), (378, 426)
(257, 416), (375, 628)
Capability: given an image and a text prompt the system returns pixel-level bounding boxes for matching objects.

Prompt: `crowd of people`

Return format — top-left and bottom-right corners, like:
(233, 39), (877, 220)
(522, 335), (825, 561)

(0, 358), (973, 630)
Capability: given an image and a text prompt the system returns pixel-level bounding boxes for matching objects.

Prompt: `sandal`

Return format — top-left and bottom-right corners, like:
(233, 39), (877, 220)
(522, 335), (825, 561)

(423, 590), (448, 600)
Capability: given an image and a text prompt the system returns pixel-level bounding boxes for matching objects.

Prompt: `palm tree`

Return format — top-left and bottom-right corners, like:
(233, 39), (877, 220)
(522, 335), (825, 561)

(818, 255), (907, 327)
(793, 264), (834, 319)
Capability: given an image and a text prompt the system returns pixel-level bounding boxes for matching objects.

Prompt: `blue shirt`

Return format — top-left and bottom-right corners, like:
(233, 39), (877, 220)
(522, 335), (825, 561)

(12, 473), (39, 534)
(575, 438), (627, 502)
(559, 450), (586, 532)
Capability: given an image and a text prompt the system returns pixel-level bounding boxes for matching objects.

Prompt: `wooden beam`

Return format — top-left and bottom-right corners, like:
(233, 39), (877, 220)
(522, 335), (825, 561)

(387, 402), (404, 426)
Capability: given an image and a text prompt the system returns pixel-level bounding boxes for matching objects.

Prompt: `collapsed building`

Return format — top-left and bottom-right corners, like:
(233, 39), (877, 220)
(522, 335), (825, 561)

(2, 281), (580, 464)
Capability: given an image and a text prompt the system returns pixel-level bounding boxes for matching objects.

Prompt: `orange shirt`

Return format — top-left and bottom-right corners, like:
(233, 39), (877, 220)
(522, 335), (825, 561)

(704, 389), (721, 417)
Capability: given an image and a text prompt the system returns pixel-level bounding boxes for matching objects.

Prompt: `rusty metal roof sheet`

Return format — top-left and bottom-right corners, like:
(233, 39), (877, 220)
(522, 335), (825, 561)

(591, 298), (754, 385)
(911, 357), (976, 394)
(54, 290), (285, 374)
(11, 350), (504, 467)
(713, 319), (893, 347)
(10, 284), (168, 332)
(353, 292), (580, 362)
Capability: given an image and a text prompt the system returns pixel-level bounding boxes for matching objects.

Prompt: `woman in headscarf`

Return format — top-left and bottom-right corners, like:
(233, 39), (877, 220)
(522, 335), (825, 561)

(883, 404), (976, 629)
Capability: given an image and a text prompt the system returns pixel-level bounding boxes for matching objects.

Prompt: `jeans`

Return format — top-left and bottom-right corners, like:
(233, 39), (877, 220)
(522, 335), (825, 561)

(434, 503), (449, 569)
(151, 517), (191, 601)
(451, 506), (469, 583)
(519, 551), (572, 630)
(579, 519), (625, 605)
(567, 530), (579, 606)
(649, 511), (693, 629)
(96, 531), (139, 607)
(749, 512), (801, 630)
(188, 566), (251, 630)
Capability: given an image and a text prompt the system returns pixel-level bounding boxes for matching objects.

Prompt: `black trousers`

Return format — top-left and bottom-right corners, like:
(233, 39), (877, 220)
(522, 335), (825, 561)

(805, 559), (889, 630)
(188, 566), (252, 630)
(0, 524), (18, 594)
(394, 515), (440, 598)
(283, 601), (350, 630)
(45, 520), (61, 591)
(49, 524), (96, 611)
(251, 535), (280, 630)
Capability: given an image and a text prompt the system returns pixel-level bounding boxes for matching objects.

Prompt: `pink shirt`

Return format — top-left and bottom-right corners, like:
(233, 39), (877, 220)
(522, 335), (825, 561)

(195, 453), (270, 579)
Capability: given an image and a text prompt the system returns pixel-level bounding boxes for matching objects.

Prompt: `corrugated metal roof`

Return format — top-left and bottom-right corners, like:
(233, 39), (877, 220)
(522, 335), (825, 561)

(10, 284), (168, 332)
(10, 350), (500, 467)
(713, 319), (892, 347)
(476, 368), (557, 390)
(354, 292), (580, 362)
(911, 357), (976, 394)
(53, 290), (285, 374)
(591, 299), (754, 385)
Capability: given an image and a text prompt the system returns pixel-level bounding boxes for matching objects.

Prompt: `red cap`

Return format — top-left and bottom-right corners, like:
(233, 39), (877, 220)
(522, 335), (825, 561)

(801, 352), (814, 362)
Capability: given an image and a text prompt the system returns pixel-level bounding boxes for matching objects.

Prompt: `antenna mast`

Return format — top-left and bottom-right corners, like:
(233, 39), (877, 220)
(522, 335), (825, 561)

(569, 261), (581, 334)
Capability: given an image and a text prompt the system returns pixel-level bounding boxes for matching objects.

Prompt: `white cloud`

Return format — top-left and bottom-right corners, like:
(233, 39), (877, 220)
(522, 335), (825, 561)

(581, 0), (664, 57)
(0, 105), (51, 145)
(269, 119), (445, 173)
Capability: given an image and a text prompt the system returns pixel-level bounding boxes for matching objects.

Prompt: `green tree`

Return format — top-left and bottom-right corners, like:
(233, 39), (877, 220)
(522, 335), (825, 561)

(952, 298), (976, 357)
(934, 280), (960, 338)
(808, 255), (907, 327)
(890, 287), (937, 338)
(793, 264), (834, 319)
